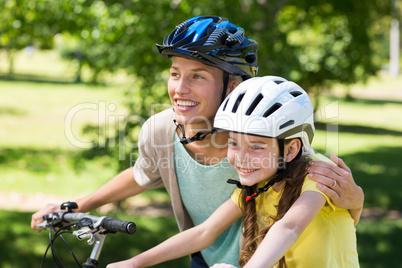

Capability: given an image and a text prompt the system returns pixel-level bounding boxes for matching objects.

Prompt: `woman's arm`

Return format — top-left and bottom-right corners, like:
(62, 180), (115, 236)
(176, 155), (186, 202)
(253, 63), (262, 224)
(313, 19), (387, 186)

(75, 167), (147, 212)
(244, 191), (326, 268)
(308, 153), (364, 225)
(107, 199), (242, 268)
(31, 167), (147, 230)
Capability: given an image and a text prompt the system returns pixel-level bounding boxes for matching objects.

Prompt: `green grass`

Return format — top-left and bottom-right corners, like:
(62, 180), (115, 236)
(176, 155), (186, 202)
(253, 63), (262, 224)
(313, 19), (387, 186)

(311, 92), (402, 212)
(316, 93), (402, 132)
(357, 217), (402, 268)
(0, 80), (131, 197)
(0, 80), (128, 149)
(0, 49), (75, 80)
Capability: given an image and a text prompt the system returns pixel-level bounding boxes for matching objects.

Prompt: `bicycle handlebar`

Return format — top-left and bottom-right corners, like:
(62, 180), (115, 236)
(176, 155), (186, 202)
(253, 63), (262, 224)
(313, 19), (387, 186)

(38, 211), (136, 235)
(38, 202), (137, 268)
(101, 216), (136, 234)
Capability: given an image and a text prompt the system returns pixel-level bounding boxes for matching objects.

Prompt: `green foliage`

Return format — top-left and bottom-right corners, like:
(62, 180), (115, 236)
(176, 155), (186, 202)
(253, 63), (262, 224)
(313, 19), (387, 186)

(247, 0), (390, 91)
(0, 0), (391, 85)
(0, 0), (392, 169)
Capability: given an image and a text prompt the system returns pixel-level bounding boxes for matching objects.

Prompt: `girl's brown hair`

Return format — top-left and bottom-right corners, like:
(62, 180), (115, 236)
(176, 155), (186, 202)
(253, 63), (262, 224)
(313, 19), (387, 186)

(238, 141), (309, 267)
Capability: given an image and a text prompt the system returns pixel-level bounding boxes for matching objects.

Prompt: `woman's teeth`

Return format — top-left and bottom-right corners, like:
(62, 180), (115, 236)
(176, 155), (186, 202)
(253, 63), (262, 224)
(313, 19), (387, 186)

(177, 100), (198, 107)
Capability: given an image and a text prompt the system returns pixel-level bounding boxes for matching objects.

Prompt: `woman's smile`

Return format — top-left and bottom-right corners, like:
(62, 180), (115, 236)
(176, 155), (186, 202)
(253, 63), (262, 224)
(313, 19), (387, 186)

(174, 99), (199, 111)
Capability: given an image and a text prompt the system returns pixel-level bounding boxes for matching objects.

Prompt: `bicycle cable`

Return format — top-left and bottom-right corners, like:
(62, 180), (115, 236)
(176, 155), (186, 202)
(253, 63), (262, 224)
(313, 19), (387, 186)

(41, 219), (82, 268)
(57, 231), (82, 268)
(41, 231), (69, 267)
(49, 218), (63, 267)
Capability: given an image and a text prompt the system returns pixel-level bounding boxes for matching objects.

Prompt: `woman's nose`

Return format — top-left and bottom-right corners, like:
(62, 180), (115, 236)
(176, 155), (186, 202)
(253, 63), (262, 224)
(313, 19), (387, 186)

(175, 77), (191, 95)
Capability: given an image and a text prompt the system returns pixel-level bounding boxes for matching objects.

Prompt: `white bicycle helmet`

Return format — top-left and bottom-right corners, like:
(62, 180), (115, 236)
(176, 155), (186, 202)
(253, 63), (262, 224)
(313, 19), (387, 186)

(214, 76), (315, 152)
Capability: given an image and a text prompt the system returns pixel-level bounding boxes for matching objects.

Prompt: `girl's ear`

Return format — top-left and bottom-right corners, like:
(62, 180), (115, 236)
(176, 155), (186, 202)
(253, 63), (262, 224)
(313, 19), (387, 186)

(284, 139), (302, 163)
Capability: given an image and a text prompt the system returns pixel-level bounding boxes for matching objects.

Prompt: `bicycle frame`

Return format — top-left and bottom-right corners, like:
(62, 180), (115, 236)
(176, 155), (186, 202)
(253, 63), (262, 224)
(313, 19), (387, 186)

(81, 232), (106, 268)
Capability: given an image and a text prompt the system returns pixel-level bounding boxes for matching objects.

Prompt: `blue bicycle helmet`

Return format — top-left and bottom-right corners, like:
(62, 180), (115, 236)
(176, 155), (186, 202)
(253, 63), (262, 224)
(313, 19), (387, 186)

(157, 16), (258, 79)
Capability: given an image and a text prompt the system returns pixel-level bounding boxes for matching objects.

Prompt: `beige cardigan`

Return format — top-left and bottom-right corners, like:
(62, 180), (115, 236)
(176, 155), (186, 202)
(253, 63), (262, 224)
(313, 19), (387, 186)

(133, 108), (194, 232)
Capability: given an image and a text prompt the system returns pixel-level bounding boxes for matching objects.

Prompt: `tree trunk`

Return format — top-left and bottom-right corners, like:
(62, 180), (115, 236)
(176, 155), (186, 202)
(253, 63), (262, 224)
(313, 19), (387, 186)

(8, 50), (15, 75)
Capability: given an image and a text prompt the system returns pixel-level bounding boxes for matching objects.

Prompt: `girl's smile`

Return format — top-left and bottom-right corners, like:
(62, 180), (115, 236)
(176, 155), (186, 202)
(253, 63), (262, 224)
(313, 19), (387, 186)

(237, 167), (258, 175)
(227, 133), (280, 186)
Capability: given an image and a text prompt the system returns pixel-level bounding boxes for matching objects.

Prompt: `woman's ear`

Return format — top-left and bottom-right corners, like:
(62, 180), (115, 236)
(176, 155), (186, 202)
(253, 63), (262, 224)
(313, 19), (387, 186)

(225, 79), (240, 97)
(284, 139), (302, 163)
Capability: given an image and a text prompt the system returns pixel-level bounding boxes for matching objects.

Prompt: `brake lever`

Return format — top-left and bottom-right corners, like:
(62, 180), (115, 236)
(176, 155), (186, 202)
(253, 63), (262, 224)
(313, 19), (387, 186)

(72, 218), (95, 241)
(72, 217), (109, 243)
(73, 226), (93, 240)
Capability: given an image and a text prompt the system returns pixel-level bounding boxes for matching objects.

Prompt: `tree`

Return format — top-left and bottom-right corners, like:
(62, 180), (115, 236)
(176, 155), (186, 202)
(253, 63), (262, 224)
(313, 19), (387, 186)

(0, 0), (65, 74)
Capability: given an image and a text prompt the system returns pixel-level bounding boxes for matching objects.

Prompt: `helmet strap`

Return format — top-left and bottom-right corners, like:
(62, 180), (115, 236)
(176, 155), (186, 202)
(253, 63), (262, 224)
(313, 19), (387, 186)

(173, 119), (218, 145)
(172, 71), (228, 145)
(221, 72), (230, 103)
(227, 139), (286, 202)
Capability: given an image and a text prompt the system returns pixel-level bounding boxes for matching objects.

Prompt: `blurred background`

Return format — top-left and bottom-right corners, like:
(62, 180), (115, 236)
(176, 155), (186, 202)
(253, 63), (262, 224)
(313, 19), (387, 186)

(0, 0), (401, 267)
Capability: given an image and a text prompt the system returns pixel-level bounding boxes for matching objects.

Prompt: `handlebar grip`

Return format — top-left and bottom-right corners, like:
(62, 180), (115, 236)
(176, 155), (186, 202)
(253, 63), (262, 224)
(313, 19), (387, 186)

(101, 217), (136, 234)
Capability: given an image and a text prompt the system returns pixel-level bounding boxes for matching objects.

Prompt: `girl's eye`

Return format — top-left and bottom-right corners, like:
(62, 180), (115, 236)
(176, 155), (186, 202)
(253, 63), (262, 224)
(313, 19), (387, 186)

(252, 145), (264, 150)
(193, 74), (203, 79)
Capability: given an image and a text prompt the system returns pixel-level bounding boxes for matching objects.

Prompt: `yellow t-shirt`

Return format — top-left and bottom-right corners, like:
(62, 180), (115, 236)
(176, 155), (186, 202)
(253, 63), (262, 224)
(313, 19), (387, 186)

(231, 154), (359, 268)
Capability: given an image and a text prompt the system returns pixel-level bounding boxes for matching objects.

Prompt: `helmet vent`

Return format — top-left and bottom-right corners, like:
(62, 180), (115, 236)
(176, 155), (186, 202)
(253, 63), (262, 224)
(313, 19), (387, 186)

(232, 92), (245, 113)
(245, 54), (256, 64)
(262, 103), (282, 117)
(245, 93), (264, 115)
(279, 120), (295, 130)
(228, 27), (237, 34)
(174, 22), (187, 38)
(290, 91), (302, 97)
(222, 98), (230, 111)
(274, 80), (284, 85)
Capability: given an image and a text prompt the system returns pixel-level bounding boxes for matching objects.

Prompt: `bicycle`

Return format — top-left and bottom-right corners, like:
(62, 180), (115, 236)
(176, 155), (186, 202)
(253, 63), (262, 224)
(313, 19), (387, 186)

(37, 201), (137, 268)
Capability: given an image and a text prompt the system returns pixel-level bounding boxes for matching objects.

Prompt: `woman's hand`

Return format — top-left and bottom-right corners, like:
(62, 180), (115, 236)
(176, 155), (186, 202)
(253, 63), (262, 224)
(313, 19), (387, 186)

(31, 203), (60, 231)
(307, 153), (364, 224)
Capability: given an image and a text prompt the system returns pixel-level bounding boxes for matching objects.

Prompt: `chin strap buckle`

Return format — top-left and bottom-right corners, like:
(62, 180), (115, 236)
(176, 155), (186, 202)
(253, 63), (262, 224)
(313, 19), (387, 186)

(173, 119), (218, 144)
(227, 173), (284, 202)
(227, 179), (256, 202)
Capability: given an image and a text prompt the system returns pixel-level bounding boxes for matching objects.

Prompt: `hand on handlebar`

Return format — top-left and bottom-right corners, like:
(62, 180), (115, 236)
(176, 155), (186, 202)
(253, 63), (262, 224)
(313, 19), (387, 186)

(31, 203), (60, 231)
(36, 201), (137, 268)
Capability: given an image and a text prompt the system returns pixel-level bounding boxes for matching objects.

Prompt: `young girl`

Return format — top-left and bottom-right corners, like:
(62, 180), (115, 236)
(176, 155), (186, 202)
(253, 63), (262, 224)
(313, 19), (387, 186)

(107, 76), (359, 268)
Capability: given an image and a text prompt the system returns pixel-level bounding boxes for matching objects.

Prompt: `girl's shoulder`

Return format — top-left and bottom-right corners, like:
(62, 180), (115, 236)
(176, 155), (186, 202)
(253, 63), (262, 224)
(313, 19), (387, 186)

(302, 153), (338, 213)
(303, 153), (338, 207)
(307, 153), (335, 165)
(303, 153), (334, 194)
(302, 176), (338, 214)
